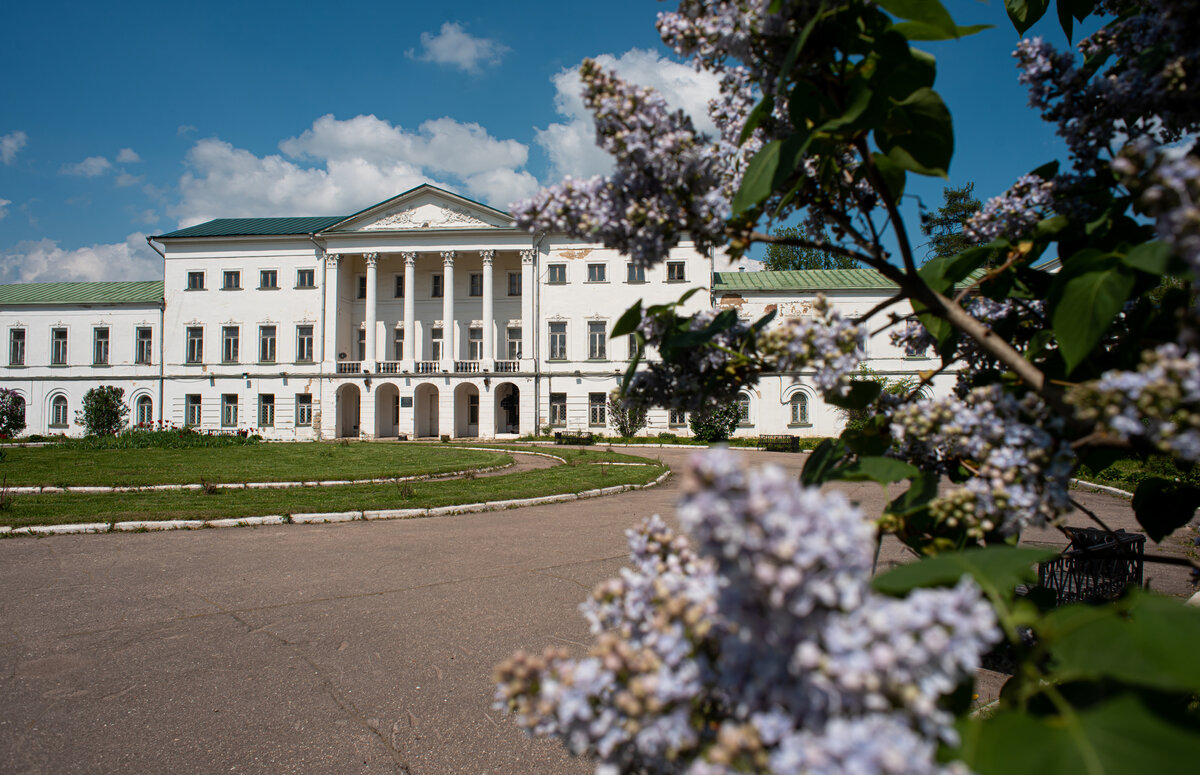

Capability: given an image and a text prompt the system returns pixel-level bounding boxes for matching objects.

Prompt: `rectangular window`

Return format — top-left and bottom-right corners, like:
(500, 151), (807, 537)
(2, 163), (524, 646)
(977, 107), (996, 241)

(469, 273), (483, 296)
(185, 327), (203, 364)
(296, 394), (313, 426)
(186, 271), (205, 290)
(506, 327), (522, 360)
(296, 325), (314, 363)
(221, 326), (240, 364)
(9, 328), (25, 366)
(430, 327), (443, 361)
(587, 263), (606, 283)
(259, 325), (276, 363)
(626, 263), (646, 283)
(468, 393), (479, 425)
(549, 322), (567, 361)
(669, 408), (687, 427)
(666, 261), (686, 282)
(589, 392), (606, 427)
(468, 327), (483, 360)
(135, 327), (153, 365)
(393, 328), (404, 360)
(259, 269), (278, 289)
(221, 394), (238, 427)
(357, 275), (367, 299)
(394, 274), (405, 298)
(258, 394), (275, 427)
(222, 270), (241, 290)
(357, 329), (366, 361)
(548, 264), (566, 284)
(549, 393), (567, 427)
(51, 328), (68, 365)
(296, 268), (315, 288)
(507, 272), (521, 296)
(185, 394), (202, 426)
(51, 396), (69, 427)
(92, 327), (109, 365)
(588, 321), (606, 360)
(627, 333), (638, 361)
(431, 274), (443, 298)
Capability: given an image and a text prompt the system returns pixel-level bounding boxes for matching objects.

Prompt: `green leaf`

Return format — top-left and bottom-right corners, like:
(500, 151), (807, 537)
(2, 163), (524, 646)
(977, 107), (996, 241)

(731, 132), (812, 214)
(829, 456), (920, 485)
(1057, 0), (1075, 41)
(801, 438), (848, 486)
(871, 152), (907, 204)
(872, 545), (1058, 596)
(611, 301), (644, 338)
(1123, 240), (1172, 276)
(823, 380), (883, 411)
(876, 0), (957, 38)
(959, 695), (1200, 775)
(1029, 159), (1060, 180)
(888, 471), (940, 516)
(1004, 0), (1050, 35)
(892, 21), (992, 40)
(1040, 591), (1200, 693)
(877, 87), (954, 177)
(1048, 252), (1136, 374)
(1131, 477), (1200, 542)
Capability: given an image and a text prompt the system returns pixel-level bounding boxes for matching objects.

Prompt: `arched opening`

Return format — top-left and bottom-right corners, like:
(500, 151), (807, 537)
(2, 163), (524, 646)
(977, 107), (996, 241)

(414, 383), (439, 438)
(494, 382), (519, 435)
(375, 383), (400, 438)
(454, 383), (480, 438)
(135, 394), (154, 426)
(336, 383), (361, 438)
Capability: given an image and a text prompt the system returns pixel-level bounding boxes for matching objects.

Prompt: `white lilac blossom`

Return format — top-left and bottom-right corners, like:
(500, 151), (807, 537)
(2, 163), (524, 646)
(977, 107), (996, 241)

(758, 296), (866, 398)
(496, 450), (1000, 774)
(512, 61), (727, 266)
(889, 385), (1075, 535)
(963, 174), (1055, 244)
(1070, 343), (1200, 462)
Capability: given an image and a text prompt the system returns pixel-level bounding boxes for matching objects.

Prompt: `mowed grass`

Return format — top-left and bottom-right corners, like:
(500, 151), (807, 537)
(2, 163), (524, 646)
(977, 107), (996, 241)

(0, 449), (665, 528)
(0, 442), (509, 487)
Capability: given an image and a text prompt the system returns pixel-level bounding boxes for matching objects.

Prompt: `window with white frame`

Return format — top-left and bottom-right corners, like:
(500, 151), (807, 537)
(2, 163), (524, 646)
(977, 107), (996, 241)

(430, 327), (443, 361)
(627, 333), (639, 361)
(51, 328), (68, 365)
(393, 328), (404, 361)
(296, 268), (315, 288)
(186, 271), (205, 290)
(626, 263), (645, 283)
(790, 393), (810, 425)
(669, 408), (687, 427)
(394, 274), (404, 298)
(549, 322), (567, 360)
(468, 327), (483, 360)
(296, 325), (314, 363)
(221, 394), (238, 427)
(549, 393), (567, 426)
(431, 274), (444, 298)
(9, 328), (24, 366)
(589, 392), (606, 427)
(588, 321), (606, 360)
(259, 394), (275, 427)
(221, 326), (239, 364)
(11, 394), (24, 427)
(507, 271), (521, 296)
(185, 394), (202, 426)
(469, 273), (483, 296)
(587, 263), (606, 282)
(737, 393), (751, 425)
(259, 269), (278, 289)
(357, 329), (366, 361)
(93, 327), (109, 365)
(259, 326), (276, 363)
(296, 394), (313, 426)
(666, 261), (686, 281)
(222, 270), (241, 290)
(136, 395), (153, 426)
(135, 327), (153, 365)
(506, 327), (521, 360)
(50, 395), (69, 427)
(185, 327), (203, 364)
(547, 264), (566, 284)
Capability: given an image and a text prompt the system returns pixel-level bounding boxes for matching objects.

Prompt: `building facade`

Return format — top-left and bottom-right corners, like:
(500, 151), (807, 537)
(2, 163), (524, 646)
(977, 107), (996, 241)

(0, 185), (952, 439)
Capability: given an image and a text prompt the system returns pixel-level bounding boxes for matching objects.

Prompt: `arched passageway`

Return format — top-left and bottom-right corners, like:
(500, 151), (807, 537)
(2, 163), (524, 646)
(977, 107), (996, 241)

(494, 382), (519, 435)
(414, 383), (439, 438)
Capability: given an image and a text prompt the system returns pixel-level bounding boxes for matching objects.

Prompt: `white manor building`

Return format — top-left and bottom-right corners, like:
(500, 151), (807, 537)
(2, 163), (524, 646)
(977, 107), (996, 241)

(0, 184), (949, 440)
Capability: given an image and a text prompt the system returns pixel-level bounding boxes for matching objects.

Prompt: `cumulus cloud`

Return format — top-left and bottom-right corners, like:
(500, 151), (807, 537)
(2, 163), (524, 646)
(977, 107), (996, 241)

(0, 232), (161, 284)
(60, 156), (113, 177)
(115, 171), (143, 187)
(535, 49), (723, 182)
(1, 131), (27, 165)
(0, 198), (10, 219)
(407, 22), (509, 73)
(116, 148), (141, 163)
(172, 114), (539, 226)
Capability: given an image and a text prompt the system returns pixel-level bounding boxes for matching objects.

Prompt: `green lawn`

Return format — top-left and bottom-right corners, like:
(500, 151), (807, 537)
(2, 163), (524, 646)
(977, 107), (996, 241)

(0, 449), (665, 528)
(0, 442), (509, 487)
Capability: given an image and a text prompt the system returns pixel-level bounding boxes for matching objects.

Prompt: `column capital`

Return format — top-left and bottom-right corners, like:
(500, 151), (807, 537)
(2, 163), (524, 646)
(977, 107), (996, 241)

(520, 249), (535, 265)
(479, 249), (495, 265)
(364, 252), (379, 267)
(401, 251), (417, 266)
(323, 251), (341, 267)
(441, 250), (456, 267)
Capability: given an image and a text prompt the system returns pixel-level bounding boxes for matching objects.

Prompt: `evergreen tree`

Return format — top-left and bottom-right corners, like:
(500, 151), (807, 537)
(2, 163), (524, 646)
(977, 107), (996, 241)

(763, 223), (858, 271)
(920, 182), (982, 259)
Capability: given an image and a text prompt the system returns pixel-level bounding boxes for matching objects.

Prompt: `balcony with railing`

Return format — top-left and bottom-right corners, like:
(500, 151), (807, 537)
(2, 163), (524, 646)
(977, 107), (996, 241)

(337, 361), (362, 374)
(493, 360), (520, 373)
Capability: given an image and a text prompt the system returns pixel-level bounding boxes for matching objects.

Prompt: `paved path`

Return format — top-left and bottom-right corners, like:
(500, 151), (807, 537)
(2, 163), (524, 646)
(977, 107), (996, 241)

(0, 446), (1191, 774)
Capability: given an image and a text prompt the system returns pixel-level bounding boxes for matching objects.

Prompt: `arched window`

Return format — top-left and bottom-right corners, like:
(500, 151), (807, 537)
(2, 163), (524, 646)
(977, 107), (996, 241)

(50, 395), (69, 428)
(789, 393), (809, 426)
(136, 395), (153, 426)
(14, 394), (24, 424)
(736, 393), (752, 426)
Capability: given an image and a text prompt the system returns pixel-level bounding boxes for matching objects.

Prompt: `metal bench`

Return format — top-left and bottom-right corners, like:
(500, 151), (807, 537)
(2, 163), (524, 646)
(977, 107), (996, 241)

(554, 430), (594, 446)
(757, 434), (800, 452)
(1037, 526), (1146, 606)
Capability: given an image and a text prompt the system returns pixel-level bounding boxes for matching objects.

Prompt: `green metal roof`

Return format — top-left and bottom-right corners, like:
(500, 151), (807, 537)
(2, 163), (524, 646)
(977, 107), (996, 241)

(156, 216), (346, 239)
(0, 281), (164, 306)
(714, 269), (900, 291)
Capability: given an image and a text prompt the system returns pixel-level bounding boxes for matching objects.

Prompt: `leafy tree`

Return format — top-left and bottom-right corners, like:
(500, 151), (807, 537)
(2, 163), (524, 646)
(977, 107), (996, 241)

(0, 389), (26, 438)
(606, 391), (647, 438)
(77, 386), (128, 436)
(688, 403), (740, 442)
(763, 223), (858, 270)
(920, 182), (983, 259)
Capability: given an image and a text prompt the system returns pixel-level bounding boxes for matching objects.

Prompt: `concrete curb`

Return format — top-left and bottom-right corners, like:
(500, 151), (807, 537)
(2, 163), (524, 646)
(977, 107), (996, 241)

(1070, 478), (1134, 499)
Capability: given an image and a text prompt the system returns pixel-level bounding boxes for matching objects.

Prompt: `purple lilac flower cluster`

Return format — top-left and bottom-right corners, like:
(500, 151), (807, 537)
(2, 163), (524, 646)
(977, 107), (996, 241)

(1070, 343), (1200, 462)
(758, 296), (866, 398)
(1114, 140), (1200, 273)
(963, 174), (1055, 244)
(496, 450), (1000, 774)
(512, 61), (728, 266)
(889, 386), (1075, 535)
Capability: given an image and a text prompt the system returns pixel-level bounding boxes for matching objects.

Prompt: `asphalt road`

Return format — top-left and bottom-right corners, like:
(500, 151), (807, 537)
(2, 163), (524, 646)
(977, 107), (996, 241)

(0, 446), (1191, 774)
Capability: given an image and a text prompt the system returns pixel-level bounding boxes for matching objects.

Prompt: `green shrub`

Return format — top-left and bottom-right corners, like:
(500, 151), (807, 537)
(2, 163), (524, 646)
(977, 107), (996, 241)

(62, 424), (262, 450)
(0, 388), (26, 438)
(689, 404), (740, 443)
(607, 392), (648, 438)
(78, 386), (128, 436)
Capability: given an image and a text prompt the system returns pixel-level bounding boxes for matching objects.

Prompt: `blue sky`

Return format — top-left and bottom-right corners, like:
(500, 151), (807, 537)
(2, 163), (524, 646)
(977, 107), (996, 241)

(0, 0), (1081, 283)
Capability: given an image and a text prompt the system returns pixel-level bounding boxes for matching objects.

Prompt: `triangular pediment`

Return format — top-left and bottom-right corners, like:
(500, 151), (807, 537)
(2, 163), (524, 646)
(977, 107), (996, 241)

(323, 185), (515, 233)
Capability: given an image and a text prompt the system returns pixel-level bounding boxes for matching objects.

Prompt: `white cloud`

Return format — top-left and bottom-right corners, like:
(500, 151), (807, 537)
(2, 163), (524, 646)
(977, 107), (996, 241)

(116, 148), (141, 163)
(115, 171), (143, 187)
(535, 49), (723, 182)
(60, 156), (113, 177)
(407, 22), (509, 73)
(177, 124), (197, 136)
(171, 114), (538, 226)
(1, 131), (27, 165)
(0, 198), (10, 219)
(0, 232), (161, 284)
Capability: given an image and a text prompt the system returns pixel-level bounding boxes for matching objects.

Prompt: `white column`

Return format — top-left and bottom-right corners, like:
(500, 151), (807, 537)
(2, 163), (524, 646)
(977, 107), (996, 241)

(322, 252), (341, 370)
(520, 249), (535, 367)
(441, 251), (456, 371)
(402, 251), (416, 369)
(480, 249), (495, 369)
(364, 252), (378, 372)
